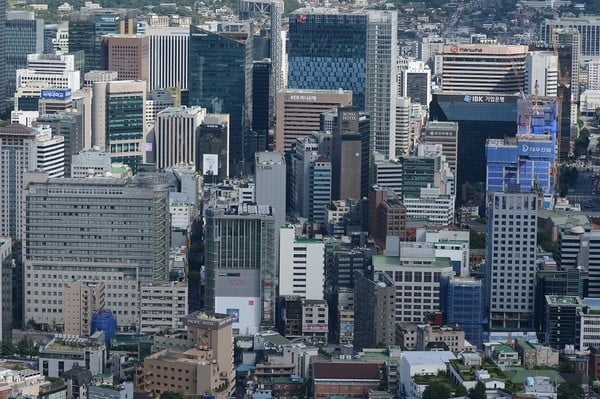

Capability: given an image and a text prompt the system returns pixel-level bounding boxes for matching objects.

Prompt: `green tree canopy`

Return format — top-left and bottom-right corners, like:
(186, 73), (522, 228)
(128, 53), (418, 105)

(468, 382), (486, 399)
(423, 383), (451, 399)
(558, 382), (584, 399)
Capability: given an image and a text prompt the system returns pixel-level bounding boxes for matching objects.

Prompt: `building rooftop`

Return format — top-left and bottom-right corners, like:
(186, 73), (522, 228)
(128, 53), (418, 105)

(546, 295), (582, 306)
(372, 255), (452, 269)
(313, 362), (380, 380)
(401, 351), (456, 366)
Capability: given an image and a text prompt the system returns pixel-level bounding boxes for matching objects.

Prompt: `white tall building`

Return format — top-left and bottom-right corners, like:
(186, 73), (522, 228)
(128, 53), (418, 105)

(255, 152), (286, 232)
(525, 51), (558, 97)
(279, 226), (325, 300)
(16, 53), (81, 91)
(366, 10), (398, 160)
(395, 97), (411, 156)
(155, 106), (206, 170)
(486, 192), (537, 331)
(0, 124), (37, 238)
(34, 125), (64, 178)
(147, 26), (189, 91)
(399, 60), (432, 107)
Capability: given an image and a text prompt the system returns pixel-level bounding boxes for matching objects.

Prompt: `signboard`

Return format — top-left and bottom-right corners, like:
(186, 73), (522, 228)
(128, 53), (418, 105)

(41, 89), (71, 99)
(226, 308), (240, 323)
(463, 94), (506, 104)
(202, 154), (218, 176)
(518, 141), (555, 157)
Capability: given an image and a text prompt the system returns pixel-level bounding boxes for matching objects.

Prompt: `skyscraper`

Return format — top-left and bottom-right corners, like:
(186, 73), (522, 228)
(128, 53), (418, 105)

(188, 24), (251, 173)
(288, 9), (398, 158)
(440, 276), (484, 348)
(155, 106), (206, 170)
(147, 26), (189, 91)
(331, 107), (365, 201)
(309, 156), (332, 223)
(6, 11), (44, 98)
(248, 60), (271, 160)
(255, 152), (286, 231)
(204, 206), (276, 333)
(0, 124), (37, 238)
(486, 191), (537, 331)
(92, 80), (147, 172)
(541, 16), (600, 57)
(525, 52), (558, 97)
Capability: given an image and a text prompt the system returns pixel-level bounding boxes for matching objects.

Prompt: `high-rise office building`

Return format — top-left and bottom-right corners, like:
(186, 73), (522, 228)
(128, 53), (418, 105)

(23, 174), (170, 331)
(34, 125), (65, 178)
(275, 89), (352, 152)
(279, 226), (325, 300)
(486, 191), (537, 331)
(486, 96), (559, 207)
(440, 44), (528, 94)
(189, 24), (251, 173)
(92, 80), (147, 172)
(353, 271), (395, 350)
(429, 93), (519, 191)
(6, 11), (44, 98)
(541, 17), (600, 58)
(398, 60), (432, 107)
(37, 111), (86, 178)
(155, 106), (206, 170)
(248, 60), (271, 161)
(525, 51), (558, 97)
(422, 121), (458, 172)
(0, 238), (12, 342)
(204, 206), (276, 334)
(16, 53), (81, 93)
(146, 26), (189, 91)
(100, 34), (149, 83)
(290, 135), (319, 217)
(395, 97), (411, 156)
(197, 114), (230, 181)
(331, 107), (365, 201)
(0, 124), (37, 238)
(309, 156), (332, 223)
(288, 9), (398, 159)
(69, 10), (136, 72)
(255, 152), (286, 231)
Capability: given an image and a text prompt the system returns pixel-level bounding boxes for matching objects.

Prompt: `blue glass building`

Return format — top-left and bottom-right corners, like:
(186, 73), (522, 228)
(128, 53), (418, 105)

(486, 97), (559, 207)
(288, 12), (367, 109)
(441, 276), (485, 348)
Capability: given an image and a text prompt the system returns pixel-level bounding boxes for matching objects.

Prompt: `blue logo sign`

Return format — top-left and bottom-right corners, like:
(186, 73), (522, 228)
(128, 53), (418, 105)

(463, 95), (472, 103)
(41, 89), (71, 99)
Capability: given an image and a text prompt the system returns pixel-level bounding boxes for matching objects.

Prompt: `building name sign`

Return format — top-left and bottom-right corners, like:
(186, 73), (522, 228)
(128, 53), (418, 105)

(463, 95), (506, 103)
(41, 89), (71, 99)
(287, 95), (317, 102)
(520, 143), (553, 154)
(426, 130), (454, 137)
(450, 45), (484, 53)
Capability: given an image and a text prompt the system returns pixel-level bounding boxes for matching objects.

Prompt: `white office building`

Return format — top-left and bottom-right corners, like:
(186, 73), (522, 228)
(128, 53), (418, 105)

(155, 106), (206, 170)
(35, 125), (64, 178)
(147, 26), (189, 91)
(71, 147), (112, 178)
(279, 226), (325, 300)
(16, 53), (81, 91)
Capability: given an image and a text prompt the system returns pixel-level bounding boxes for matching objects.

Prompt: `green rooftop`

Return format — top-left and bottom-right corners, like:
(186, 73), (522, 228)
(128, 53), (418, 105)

(503, 369), (564, 384)
(547, 295), (581, 305)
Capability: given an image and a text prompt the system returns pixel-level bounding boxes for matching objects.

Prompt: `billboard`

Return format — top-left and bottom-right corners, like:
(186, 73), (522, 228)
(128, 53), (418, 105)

(202, 154), (218, 176)
(41, 89), (71, 99)
(518, 141), (555, 157)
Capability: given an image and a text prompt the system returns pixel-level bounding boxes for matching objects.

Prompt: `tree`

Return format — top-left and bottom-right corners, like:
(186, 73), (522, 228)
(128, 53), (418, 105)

(595, 107), (600, 122)
(1, 339), (14, 356)
(423, 383), (451, 399)
(455, 383), (468, 396)
(468, 382), (486, 399)
(557, 382), (584, 399)
(159, 392), (184, 399)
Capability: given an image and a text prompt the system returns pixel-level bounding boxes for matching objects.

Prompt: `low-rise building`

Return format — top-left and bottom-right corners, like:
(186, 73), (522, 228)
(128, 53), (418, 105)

(484, 343), (520, 371)
(38, 333), (107, 377)
(88, 383), (133, 399)
(514, 340), (559, 369)
(400, 351), (456, 398)
(302, 299), (328, 344)
(416, 324), (465, 352)
(312, 362), (381, 399)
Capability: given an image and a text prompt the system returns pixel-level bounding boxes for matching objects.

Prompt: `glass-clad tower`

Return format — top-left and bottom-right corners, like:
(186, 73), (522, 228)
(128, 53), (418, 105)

(189, 25), (251, 173)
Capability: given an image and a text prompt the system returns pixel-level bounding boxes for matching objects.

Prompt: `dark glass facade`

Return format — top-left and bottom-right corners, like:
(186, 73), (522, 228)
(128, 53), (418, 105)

(288, 13), (367, 109)
(6, 17), (43, 96)
(69, 12), (121, 72)
(107, 94), (144, 172)
(248, 60), (271, 162)
(189, 26), (249, 173)
(441, 277), (484, 348)
(0, 0), (6, 110)
(430, 93), (518, 190)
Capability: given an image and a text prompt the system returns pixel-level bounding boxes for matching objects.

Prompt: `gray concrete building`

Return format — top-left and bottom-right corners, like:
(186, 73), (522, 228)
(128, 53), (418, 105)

(255, 152), (286, 231)
(23, 174), (170, 331)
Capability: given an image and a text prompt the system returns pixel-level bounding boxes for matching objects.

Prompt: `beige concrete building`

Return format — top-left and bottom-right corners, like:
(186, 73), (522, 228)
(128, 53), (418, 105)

(422, 121), (458, 172)
(139, 281), (188, 334)
(63, 281), (105, 336)
(275, 89), (352, 152)
(416, 324), (465, 352)
(137, 311), (234, 399)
